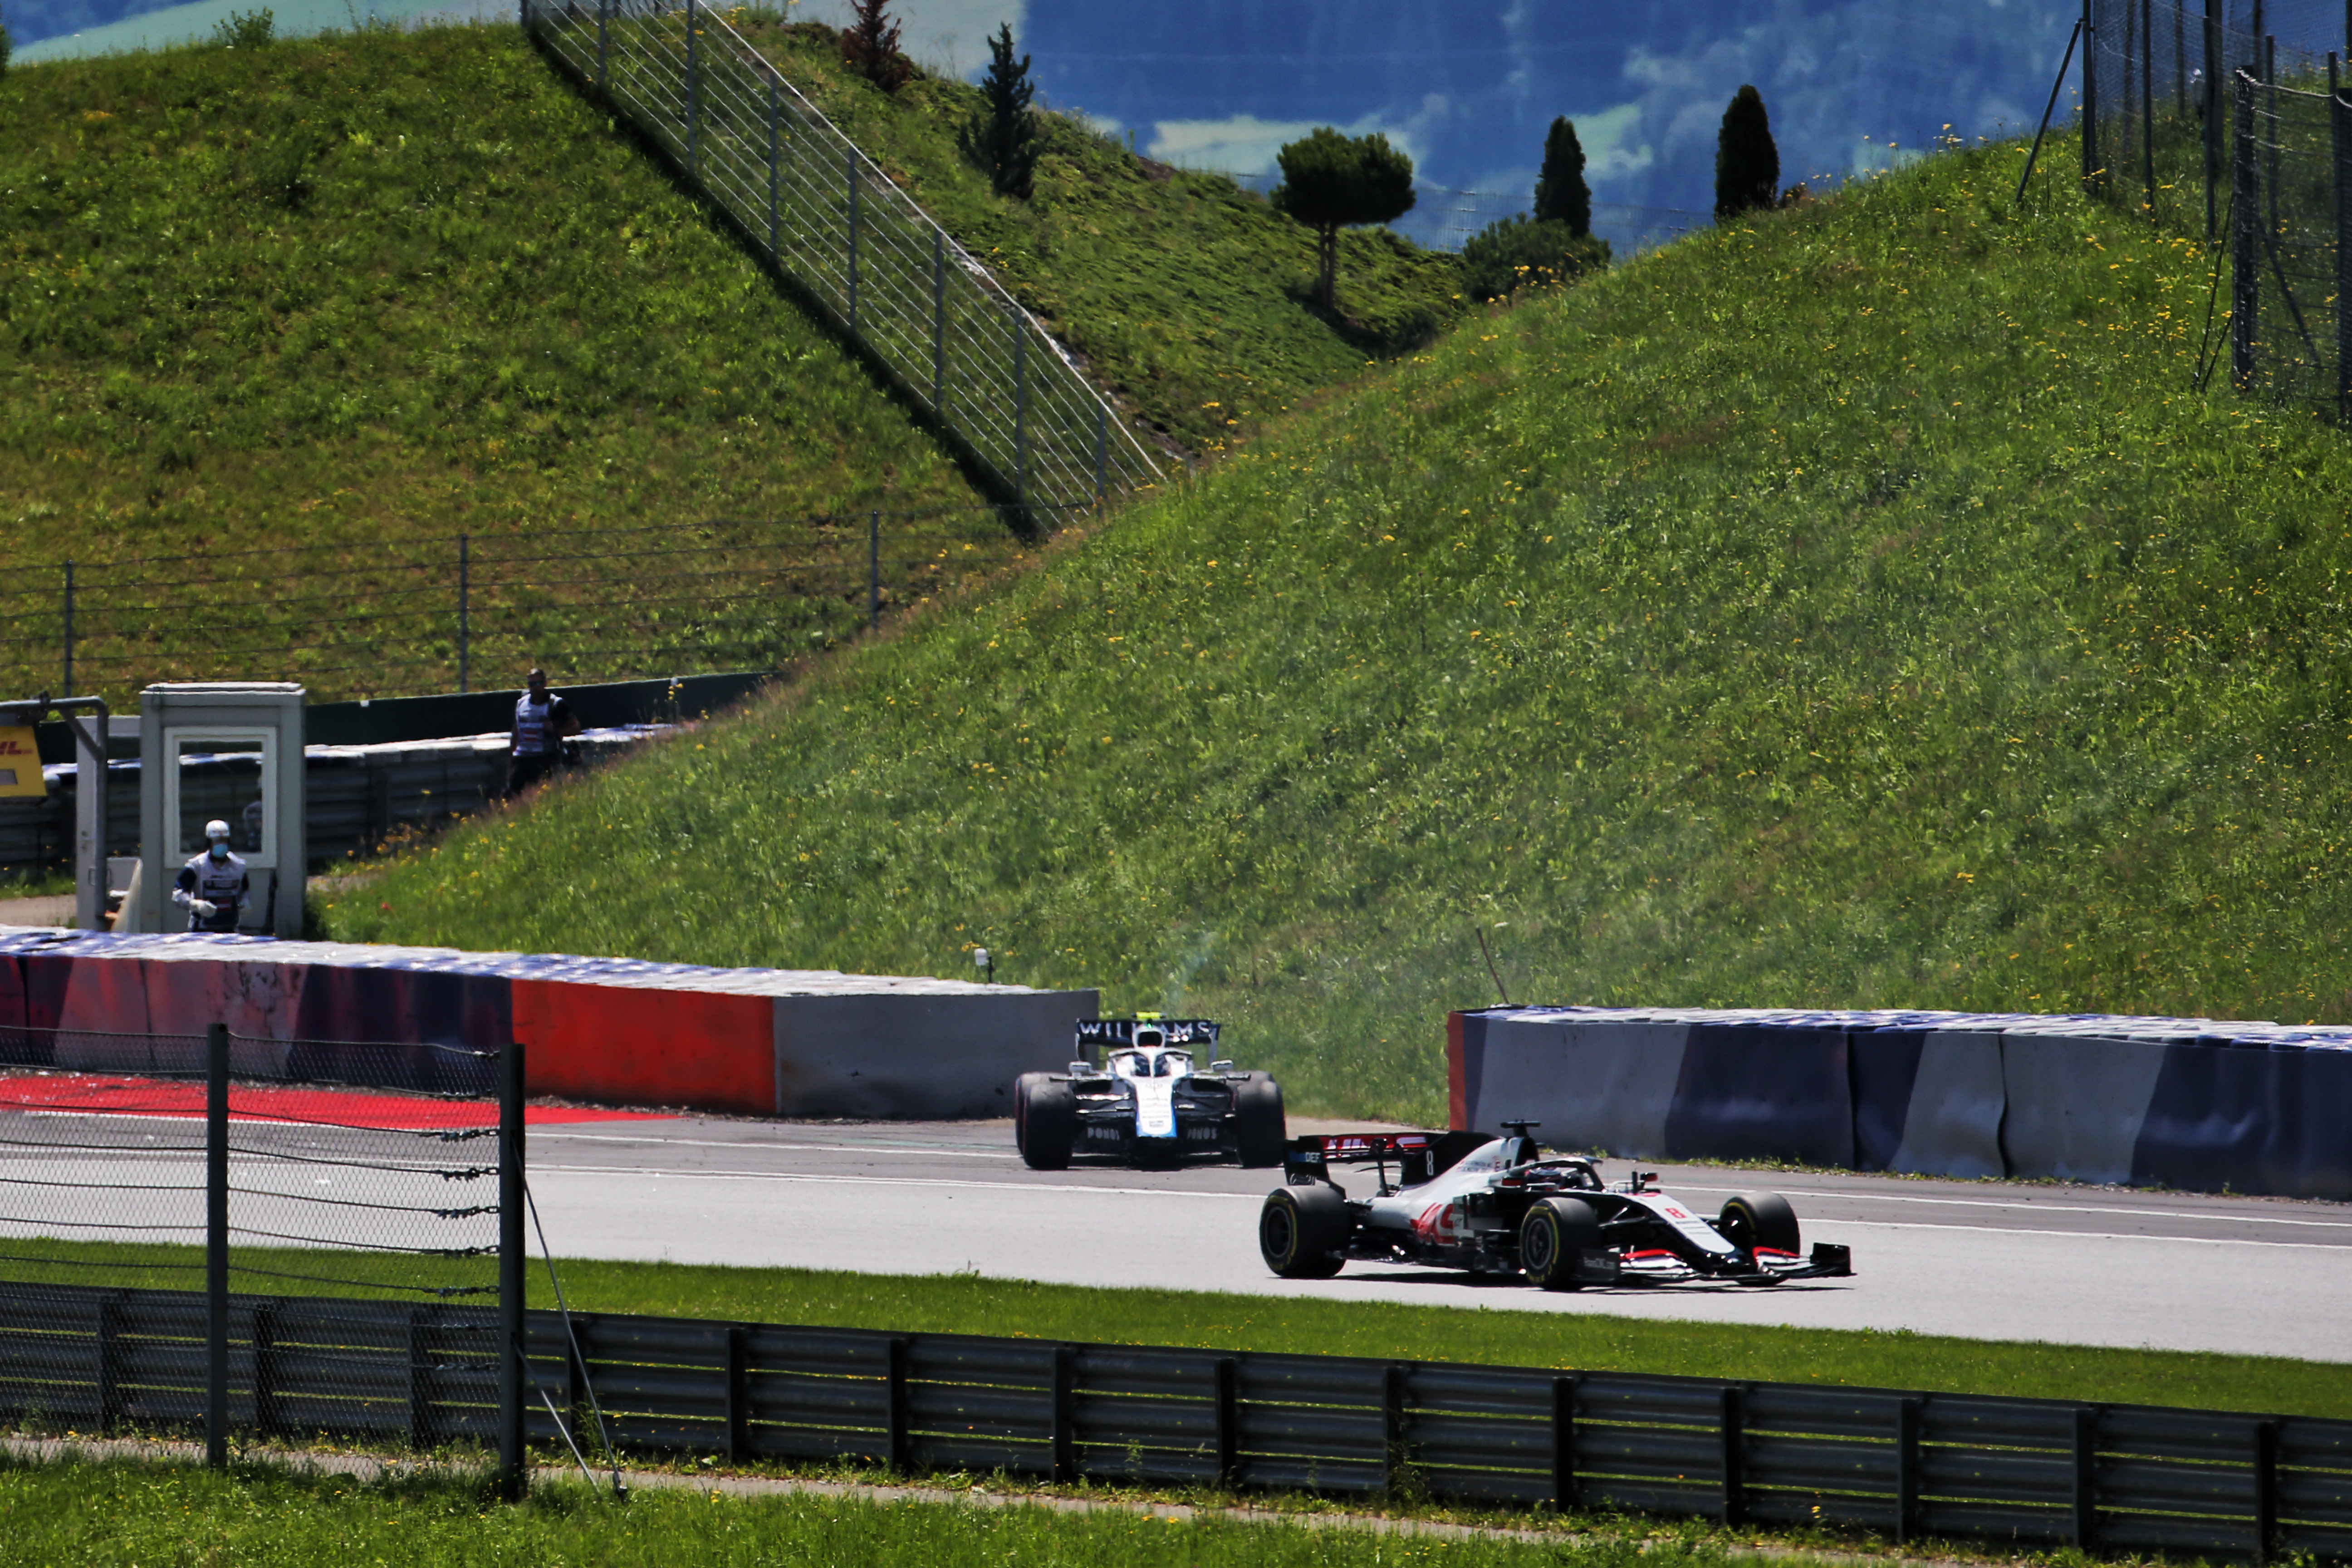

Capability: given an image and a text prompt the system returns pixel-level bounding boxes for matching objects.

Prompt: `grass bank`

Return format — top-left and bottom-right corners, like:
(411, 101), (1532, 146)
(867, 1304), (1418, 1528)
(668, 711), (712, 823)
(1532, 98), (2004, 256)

(333, 131), (2352, 1113)
(10, 1241), (2347, 1416)
(0, 1458), (1686, 1567)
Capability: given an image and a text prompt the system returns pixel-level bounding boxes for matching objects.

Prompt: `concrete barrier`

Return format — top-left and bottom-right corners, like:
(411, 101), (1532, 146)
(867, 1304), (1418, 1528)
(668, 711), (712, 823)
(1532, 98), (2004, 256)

(1447, 1005), (2352, 1198)
(0, 927), (1094, 1117)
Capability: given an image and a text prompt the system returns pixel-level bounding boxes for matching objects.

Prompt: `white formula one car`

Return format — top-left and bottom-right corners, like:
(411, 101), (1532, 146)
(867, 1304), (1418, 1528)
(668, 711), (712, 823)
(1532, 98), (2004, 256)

(1014, 1017), (1287, 1170)
(1258, 1122), (1854, 1289)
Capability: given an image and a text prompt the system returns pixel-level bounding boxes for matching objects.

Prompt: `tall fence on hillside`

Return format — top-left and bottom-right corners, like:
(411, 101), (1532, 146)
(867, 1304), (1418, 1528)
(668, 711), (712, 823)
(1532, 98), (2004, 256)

(2081, 0), (2352, 408)
(0, 1025), (525, 1487)
(0, 510), (1029, 708)
(518, 0), (1161, 514)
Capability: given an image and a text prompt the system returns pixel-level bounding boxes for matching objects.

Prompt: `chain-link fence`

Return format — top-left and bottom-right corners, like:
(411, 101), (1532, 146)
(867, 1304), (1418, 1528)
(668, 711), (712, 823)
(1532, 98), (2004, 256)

(0, 509), (1034, 710)
(519, 0), (1160, 513)
(0, 1024), (529, 1485)
(2083, 0), (2352, 408)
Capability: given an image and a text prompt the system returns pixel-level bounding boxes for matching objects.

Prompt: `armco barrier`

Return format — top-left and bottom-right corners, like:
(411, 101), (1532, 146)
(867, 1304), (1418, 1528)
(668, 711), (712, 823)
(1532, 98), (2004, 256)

(1451, 1006), (2352, 1199)
(0, 929), (1093, 1117)
(2, 1281), (2349, 1553)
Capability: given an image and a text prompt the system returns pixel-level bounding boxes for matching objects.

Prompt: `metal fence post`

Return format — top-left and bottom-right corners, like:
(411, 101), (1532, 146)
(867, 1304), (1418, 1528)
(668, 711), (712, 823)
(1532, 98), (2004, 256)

(1382, 1363), (1410, 1494)
(2142, 0), (2156, 214)
(2236, 70), (2260, 388)
(1895, 1396), (1922, 1543)
(932, 229), (947, 417)
(885, 1336), (911, 1469)
(1214, 1357), (1239, 1488)
(725, 1325), (748, 1462)
(2208, 0), (2222, 239)
(1550, 1374), (1579, 1512)
(2254, 1419), (2280, 1562)
(1050, 1345), (1077, 1482)
(686, 0), (701, 180)
(1094, 403), (1107, 511)
(2337, 61), (2352, 416)
(2070, 1405), (2100, 1550)
(868, 511), (881, 630)
(2084, 0), (2101, 188)
(206, 1021), (229, 1469)
(1014, 324), (1029, 521)
(61, 560), (73, 698)
(458, 533), (470, 696)
(848, 151), (861, 332)
(1720, 1384), (1745, 1524)
(499, 1034), (525, 1499)
(767, 77), (780, 258)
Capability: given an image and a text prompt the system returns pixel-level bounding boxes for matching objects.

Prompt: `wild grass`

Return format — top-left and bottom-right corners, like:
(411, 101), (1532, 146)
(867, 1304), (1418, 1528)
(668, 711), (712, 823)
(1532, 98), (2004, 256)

(12, 1240), (2350, 1416)
(0, 1458), (1691, 1567)
(331, 130), (2352, 1120)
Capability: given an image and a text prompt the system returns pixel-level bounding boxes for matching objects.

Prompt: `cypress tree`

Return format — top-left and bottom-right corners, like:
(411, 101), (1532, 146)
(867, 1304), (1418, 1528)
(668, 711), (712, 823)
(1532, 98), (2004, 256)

(965, 23), (1038, 200)
(1714, 84), (1779, 221)
(1532, 117), (1590, 238)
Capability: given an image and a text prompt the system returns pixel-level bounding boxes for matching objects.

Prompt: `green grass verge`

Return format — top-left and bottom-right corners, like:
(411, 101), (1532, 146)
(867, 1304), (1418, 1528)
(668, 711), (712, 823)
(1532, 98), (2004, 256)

(728, 20), (1470, 457)
(335, 130), (2352, 1118)
(12, 1241), (2349, 1417)
(0, 1458), (1686, 1568)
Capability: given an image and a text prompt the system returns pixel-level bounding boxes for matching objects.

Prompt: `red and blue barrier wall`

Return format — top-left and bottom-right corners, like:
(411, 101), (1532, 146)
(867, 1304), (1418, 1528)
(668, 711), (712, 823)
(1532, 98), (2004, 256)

(0, 929), (1094, 1117)
(1449, 1005), (2352, 1200)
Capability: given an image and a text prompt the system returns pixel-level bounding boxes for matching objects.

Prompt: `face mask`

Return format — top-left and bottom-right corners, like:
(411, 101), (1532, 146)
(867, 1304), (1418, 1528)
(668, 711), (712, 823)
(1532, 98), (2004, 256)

(208, 840), (230, 860)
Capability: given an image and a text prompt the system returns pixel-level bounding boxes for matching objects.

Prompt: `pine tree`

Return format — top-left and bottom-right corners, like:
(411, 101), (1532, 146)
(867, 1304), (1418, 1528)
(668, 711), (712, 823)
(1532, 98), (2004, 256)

(1532, 117), (1590, 237)
(1271, 128), (1416, 311)
(840, 0), (911, 93)
(964, 23), (1038, 200)
(0, 2), (13, 81)
(1714, 84), (1779, 221)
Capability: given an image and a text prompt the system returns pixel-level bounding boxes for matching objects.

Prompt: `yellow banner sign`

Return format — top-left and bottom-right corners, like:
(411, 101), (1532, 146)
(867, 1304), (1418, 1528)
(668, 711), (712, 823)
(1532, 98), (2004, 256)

(0, 726), (46, 798)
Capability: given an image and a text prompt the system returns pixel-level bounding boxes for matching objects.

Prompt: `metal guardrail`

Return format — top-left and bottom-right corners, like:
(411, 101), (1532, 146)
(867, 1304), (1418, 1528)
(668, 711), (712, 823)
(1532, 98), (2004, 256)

(3, 1282), (2348, 1552)
(519, 0), (1161, 514)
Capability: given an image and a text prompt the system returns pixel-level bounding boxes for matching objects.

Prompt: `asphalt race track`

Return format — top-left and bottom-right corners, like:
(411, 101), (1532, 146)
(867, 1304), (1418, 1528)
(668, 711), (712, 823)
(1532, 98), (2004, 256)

(525, 1117), (2352, 1362)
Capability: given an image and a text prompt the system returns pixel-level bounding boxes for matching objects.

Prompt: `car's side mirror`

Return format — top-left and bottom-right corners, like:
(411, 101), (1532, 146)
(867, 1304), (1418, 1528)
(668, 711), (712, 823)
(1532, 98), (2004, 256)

(1209, 1059), (1234, 1073)
(1068, 1061), (1092, 1075)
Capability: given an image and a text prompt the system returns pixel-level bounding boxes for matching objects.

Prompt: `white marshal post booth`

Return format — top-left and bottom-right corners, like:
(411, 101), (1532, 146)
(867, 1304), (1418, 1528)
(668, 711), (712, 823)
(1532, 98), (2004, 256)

(133, 682), (305, 938)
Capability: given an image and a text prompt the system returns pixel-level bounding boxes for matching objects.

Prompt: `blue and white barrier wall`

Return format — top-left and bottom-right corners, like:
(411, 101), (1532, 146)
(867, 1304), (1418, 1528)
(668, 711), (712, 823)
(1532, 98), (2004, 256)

(1449, 1005), (2352, 1200)
(0, 928), (1094, 1118)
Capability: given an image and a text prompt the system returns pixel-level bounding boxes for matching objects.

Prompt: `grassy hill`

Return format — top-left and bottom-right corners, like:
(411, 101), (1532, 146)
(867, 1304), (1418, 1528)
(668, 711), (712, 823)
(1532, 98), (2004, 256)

(331, 133), (2352, 1123)
(728, 18), (1466, 456)
(0, 20), (1460, 702)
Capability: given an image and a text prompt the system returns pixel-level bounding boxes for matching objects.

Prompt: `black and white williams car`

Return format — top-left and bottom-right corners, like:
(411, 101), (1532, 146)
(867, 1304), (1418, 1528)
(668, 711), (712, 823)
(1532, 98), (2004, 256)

(1015, 1018), (1287, 1169)
(1259, 1123), (1854, 1289)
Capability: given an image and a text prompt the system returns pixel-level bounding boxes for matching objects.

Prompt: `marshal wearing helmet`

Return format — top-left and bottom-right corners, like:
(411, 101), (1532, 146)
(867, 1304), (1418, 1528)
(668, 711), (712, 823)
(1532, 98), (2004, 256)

(172, 818), (249, 933)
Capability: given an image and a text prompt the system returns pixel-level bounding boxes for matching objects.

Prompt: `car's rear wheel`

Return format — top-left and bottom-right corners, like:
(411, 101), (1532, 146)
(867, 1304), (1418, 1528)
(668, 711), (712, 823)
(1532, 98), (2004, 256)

(1019, 1079), (1075, 1171)
(1716, 1191), (1801, 1257)
(1233, 1076), (1287, 1167)
(1519, 1197), (1604, 1291)
(1259, 1184), (1351, 1278)
(1012, 1073), (1046, 1156)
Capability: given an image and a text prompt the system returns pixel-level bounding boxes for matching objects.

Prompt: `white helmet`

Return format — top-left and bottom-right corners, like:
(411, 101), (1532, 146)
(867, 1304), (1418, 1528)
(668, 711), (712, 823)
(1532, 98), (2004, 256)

(204, 819), (230, 842)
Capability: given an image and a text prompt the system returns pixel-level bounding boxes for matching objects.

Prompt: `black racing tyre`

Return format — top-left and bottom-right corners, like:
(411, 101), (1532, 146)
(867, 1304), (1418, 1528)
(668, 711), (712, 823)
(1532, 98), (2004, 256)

(1716, 1191), (1802, 1257)
(1012, 1073), (1045, 1156)
(1233, 1077), (1288, 1167)
(1519, 1197), (1604, 1291)
(1259, 1184), (1351, 1278)
(1019, 1079), (1075, 1171)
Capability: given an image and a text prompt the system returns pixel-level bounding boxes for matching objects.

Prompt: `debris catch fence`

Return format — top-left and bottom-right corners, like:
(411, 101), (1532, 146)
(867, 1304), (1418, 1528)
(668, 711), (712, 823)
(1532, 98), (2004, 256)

(2082, 0), (2352, 408)
(519, 0), (1161, 515)
(0, 1024), (528, 1491)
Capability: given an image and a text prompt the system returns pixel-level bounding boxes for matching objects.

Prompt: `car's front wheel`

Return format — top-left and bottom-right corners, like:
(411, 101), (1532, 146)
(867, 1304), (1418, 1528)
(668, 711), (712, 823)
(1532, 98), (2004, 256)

(1715, 1191), (1801, 1257)
(1019, 1079), (1075, 1171)
(1259, 1184), (1350, 1278)
(1519, 1197), (1604, 1291)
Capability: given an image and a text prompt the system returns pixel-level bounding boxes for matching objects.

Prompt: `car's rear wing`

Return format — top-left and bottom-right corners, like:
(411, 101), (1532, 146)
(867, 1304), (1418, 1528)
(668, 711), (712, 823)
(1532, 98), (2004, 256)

(1282, 1129), (1490, 1186)
(1076, 1018), (1221, 1054)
